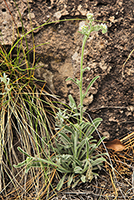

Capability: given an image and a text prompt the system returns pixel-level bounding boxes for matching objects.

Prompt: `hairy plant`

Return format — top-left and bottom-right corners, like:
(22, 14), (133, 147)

(14, 13), (108, 191)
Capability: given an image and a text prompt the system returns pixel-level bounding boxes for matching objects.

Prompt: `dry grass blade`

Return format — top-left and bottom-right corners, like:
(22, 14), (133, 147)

(121, 132), (134, 149)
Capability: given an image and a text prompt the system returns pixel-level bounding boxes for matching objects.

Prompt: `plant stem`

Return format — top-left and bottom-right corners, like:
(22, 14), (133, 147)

(79, 35), (88, 126)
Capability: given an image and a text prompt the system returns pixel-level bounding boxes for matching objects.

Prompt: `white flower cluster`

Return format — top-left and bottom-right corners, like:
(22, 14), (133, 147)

(100, 23), (107, 34)
(87, 13), (94, 21)
(81, 25), (89, 35)
(101, 23), (107, 30)
(79, 13), (107, 36)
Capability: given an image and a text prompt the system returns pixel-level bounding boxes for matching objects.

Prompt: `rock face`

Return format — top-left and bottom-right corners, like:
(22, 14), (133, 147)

(0, 0), (29, 44)
(0, 0), (134, 138)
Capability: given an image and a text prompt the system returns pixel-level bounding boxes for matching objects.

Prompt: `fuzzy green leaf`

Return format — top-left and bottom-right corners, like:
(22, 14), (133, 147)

(13, 159), (29, 168)
(58, 131), (72, 144)
(91, 157), (106, 167)
(68, 94), (78, 114)
(83, 76), (99, 100)
(66, 77), (79, 87)
(82, 67), (90, 72)
(68, 174), (74, 187)
(81, 175), (86, 183)
(17, 147), (31, 157)
(35, 157), (59, 167)
(72, 178), (80, 188)
(57, 174), (67, 191)
(64, 125), (75, 135)
(74, 166), (82, 173)
(86, 139), (89, 160)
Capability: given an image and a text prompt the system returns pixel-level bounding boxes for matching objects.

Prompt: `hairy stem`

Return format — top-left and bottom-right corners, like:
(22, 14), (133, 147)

(79, 35), (87, 125)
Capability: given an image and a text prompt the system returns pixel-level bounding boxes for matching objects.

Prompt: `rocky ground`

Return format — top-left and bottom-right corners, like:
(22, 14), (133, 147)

(0, 0), (134, 199)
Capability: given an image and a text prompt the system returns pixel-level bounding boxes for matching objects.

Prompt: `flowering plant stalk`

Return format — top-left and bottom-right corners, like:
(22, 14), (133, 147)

(67, 13), (107, 138)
